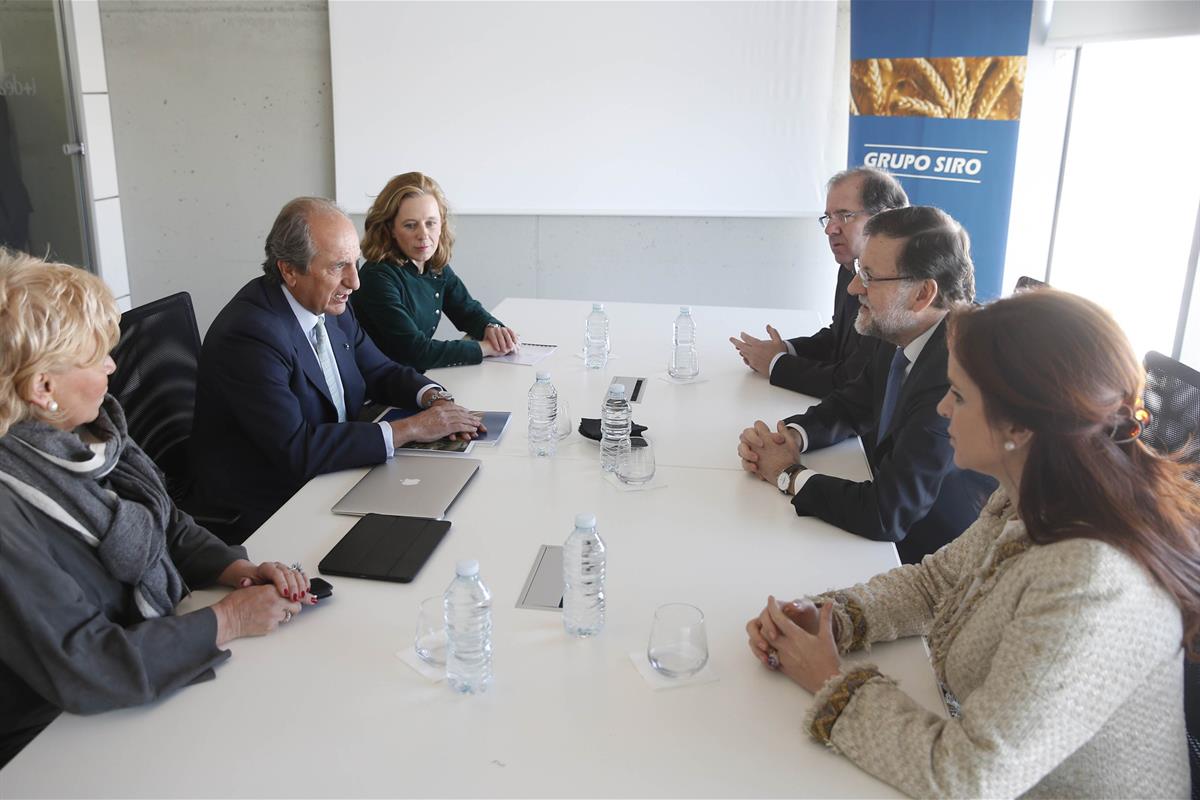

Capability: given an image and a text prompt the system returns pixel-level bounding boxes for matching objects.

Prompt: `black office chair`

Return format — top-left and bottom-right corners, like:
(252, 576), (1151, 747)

(1188, 656), (1200, 800)
(1142, 351), (1200, 467)
(1140, 351), (1200, 798)
(109, 292), (242, 542)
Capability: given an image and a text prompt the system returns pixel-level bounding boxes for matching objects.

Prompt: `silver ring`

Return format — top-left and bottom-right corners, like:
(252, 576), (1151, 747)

(767, 651), (780, 669)
(289, 562), (304, 573)
(283, 610), (293, 623)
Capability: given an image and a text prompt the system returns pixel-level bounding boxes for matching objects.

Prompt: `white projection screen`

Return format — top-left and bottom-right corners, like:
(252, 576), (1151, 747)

(329, 1), (839, 217)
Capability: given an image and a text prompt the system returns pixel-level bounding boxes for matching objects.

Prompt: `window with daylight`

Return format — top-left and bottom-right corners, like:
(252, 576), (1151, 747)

(1047, 34), (1200, 361)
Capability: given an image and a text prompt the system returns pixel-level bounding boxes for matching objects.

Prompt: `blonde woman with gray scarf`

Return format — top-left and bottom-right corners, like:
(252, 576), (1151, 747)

(0, 250), (313, 768)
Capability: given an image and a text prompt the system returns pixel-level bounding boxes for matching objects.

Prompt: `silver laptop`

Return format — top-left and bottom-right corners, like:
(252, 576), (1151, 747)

(332, 455), (481, 518)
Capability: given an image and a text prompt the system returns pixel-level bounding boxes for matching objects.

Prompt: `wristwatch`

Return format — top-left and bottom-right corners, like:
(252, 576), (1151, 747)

(777, 463), (804, 495)
(425, 389), (455, 408)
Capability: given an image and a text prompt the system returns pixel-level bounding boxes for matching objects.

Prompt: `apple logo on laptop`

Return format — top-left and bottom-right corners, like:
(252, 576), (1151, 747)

(400, 478), (421, 486)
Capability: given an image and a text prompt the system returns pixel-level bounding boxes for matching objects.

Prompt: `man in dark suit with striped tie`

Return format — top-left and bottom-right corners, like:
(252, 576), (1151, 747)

(737, 206), (996, 563)
(192, 198), (483, 540)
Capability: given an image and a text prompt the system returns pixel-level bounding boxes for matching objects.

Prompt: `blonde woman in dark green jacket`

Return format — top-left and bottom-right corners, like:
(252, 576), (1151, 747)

(353, 172), (519, 370)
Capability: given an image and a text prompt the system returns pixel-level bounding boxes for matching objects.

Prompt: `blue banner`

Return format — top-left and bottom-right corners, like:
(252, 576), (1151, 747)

(849, 0), (1033, 300)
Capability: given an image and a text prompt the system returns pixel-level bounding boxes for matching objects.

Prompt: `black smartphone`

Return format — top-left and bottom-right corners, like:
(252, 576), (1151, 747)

(308, 577), (333, 599)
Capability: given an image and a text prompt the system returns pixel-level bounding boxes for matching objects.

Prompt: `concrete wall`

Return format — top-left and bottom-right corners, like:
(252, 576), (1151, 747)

(100, 0), (336, 332)
(100, 0), (845, 337)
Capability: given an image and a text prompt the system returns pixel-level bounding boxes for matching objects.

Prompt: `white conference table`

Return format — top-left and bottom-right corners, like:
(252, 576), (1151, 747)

(2, 299), (943, 799)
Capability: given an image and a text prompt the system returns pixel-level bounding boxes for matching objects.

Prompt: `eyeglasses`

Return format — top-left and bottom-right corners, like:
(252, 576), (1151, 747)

(818, 210), (868, 229)
(853, 259), (913, 289)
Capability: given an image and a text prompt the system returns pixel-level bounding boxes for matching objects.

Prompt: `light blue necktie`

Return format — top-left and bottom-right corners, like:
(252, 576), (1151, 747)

(312, 317), (347, 423)
(877, 347), (909, 445)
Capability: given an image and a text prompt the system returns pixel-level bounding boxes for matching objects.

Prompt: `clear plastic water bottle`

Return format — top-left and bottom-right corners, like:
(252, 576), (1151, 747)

(527, 371), (558, 457)
(669, 306), (699, 380)
(562, 512), (606, 637)
(600, 383), (631, 473)
(443, 559), (493, 695)
(584, 303), (610, 369)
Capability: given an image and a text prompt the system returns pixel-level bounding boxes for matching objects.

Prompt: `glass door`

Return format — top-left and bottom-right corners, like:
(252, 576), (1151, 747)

(0, 0), (90, 267)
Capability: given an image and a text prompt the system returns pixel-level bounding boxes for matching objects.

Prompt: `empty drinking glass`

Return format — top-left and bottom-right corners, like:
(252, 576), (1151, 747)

(555, 397), (573, 440)
(414, 595), (447, 666)
(647, 603), (708, 678)
(616, 436), (655, 484)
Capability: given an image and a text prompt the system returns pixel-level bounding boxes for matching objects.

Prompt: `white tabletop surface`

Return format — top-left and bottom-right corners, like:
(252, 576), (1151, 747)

(430, 298), (835, 471)
(1, 299), (942, 798)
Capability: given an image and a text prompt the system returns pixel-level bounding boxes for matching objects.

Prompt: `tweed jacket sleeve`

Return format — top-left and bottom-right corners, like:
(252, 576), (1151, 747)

(805, 522), (1186, 798)
(815, 489), (1012, 652)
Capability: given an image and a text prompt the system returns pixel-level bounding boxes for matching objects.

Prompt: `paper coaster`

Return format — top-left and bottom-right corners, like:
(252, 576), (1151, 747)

(395, 647), (445, 683)
(603, 471), (668, 492)
(657, 373), (709, 386)
(628, 650), (719, 690)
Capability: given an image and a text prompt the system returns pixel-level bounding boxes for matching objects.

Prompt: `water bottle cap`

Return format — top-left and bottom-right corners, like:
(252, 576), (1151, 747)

(592, 302), (604, 311)
(574, 512), (597, 529)
(608, 384), (626, 397)
(536, 371), (551, 381)
(680, 305), (691, 314)
(455, 559), (480, 577)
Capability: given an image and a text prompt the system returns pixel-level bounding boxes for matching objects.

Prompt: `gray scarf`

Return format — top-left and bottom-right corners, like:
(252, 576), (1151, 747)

(0, 396), (185, 618)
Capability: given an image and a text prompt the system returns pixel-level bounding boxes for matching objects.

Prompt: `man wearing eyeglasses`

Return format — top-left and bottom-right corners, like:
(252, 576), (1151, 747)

(737, 206), (996, 563)
(730, 167), (907, 398)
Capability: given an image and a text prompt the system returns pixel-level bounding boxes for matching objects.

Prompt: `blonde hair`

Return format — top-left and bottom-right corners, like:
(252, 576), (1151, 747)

(0, 248), (120, 436)
(361, 172), (455, 271)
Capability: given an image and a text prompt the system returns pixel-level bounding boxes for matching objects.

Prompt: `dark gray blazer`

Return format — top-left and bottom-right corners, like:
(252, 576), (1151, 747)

(0, 483), (245, 766)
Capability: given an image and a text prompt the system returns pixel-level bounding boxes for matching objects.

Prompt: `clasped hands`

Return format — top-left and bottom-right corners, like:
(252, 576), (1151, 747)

(729, 324), (786, 375)
(738, 419), (802, 485)
(745, 596), (842, 693)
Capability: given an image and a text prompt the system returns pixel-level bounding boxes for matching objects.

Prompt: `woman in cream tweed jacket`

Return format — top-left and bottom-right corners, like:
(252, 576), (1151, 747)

(746, 290), (1199, 799)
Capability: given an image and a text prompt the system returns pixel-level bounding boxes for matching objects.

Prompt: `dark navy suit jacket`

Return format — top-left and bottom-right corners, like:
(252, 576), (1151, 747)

(192, 277), (434, 529)
(785, 317), (996, 563)
(771, 264), (874, 398)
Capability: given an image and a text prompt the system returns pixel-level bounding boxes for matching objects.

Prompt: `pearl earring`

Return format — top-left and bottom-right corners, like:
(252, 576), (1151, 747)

(1003, 441), (1016, 452)
(47, 399), (59, 413)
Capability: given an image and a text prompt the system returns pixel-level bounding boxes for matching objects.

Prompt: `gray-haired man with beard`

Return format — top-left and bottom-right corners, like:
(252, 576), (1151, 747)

(737, 206), (996, 563)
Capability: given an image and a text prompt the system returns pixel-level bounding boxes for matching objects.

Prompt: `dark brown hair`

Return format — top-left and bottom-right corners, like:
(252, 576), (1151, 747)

(950, 289), (1200, 656)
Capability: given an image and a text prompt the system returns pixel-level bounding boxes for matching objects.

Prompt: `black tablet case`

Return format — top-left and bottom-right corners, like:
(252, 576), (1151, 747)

(318, 514), (451, 583)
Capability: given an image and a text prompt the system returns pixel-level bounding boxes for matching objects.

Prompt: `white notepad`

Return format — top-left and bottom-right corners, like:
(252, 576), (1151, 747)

(486, 342), (557, 366)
